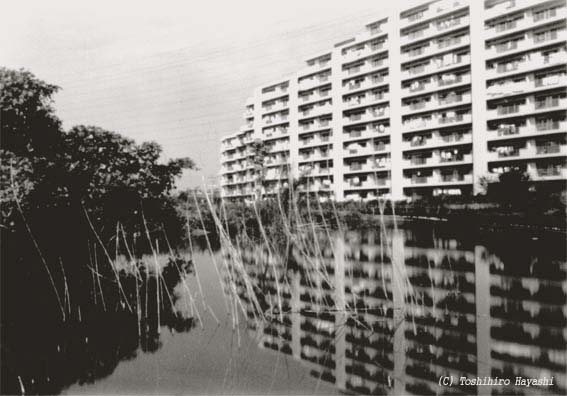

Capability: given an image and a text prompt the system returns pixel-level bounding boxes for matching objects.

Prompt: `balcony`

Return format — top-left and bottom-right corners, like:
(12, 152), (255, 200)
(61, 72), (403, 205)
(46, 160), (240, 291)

(344, 92), (389, 110)
(402, 113), (472, 132)
(401, 54), (470, 80)
(342, 41), (386, 62)
(297, 181), (332, 193)
(265, 169), (288, 181)
(344, 160), (390, 174)
(484, 0), (550, 20)
(401, 0), (467, 27)
(266, 142), (289, 154)
(299, 103), (333, 119)
(344, 143), (391, 158)
(485, 30), (567, 60)
(487, 120), (566, 142)
(402, 132), (472, 150)
(488, 144), (567, 161)
(343, 59), (387, 78)
(299, 119), (332, 134)
(300, 166), (333, 178)
(232, 149), (250, 160)
(221, 162), (246, 174)
(299, 150), (331, 162)
(534, 166), (567, 180)
(345, 178), (389, 190)
(402, 73), (471, 97)
(344, 125), (390, 142)
(223, 175), (250, 186)
(265, 156), (289, 167)
(262, 114), (289, 126)
(301, 135), (331, 148)
(403, 173), (473, 186)
(239, 123), (254, 132)
(300, 90), (331, 105)
(343, 107), (390, 125)
(354, 25), (387, 42)
(261, 86), (289, 100)
(263, 127), (288, 140)
(403, 153), (472, 169)
(344, 75), (389, 93)
(300, 58), (332, 76)
(299, 75), (331, 91)
(262, 101), (289, 114)
(402, 92), (471, 114)
(401, 15), (470, 45)
(486, 98), (567, 120)
(401, 35), (470, 63)
(486, 50), (567, 80)
(485, 7), (567, 40)
(487, 75), (567, 99)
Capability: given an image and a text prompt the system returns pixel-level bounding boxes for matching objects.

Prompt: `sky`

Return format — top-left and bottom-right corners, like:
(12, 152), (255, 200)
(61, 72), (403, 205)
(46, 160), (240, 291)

(1, 0), (416, 189)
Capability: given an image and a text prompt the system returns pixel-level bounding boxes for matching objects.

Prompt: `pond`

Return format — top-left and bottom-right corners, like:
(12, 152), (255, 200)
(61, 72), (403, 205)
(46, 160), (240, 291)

(4, 222), (567, 395)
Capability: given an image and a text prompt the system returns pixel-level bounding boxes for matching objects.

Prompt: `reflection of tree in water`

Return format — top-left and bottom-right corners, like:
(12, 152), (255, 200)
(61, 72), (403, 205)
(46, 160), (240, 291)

(1, 256), (196, 395)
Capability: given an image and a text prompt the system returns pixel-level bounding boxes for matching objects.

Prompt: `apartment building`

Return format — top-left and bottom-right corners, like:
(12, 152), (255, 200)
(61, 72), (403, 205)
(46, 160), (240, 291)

(220, 0), (567, 201)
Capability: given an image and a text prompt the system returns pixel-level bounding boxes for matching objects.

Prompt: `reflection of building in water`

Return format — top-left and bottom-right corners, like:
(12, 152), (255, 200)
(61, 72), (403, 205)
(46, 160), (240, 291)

(481, 245), (566, 395)
(232, 229), (566, 395)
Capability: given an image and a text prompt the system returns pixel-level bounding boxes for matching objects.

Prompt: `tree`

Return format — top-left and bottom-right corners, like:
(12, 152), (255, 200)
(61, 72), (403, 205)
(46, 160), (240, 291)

(249, 138), (267, 200)
(0, 67), (62, 157)
(1, 67), (196, 245)
(487, 169), (531, 210)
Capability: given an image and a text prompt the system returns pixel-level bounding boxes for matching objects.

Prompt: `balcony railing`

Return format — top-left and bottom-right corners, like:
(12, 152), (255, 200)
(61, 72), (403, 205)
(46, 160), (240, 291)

(300, 104), (333, 119)
(401, 55), (470, 80)
(489, 144), (567, 161)
(344, 75), (388, 92)
(300, 90), (331, 104)
(537, 166), (565, 178)
(403, 133), (471, 150)
(441, 173), (466, 182)
(401, 0), (466, 27)
(487, 98), (567, 119)
(299, 75), (331, 91)
(403, 152), (472, 167)
(402, 36), (469, 62)
(404, 173), (473, 186)
(402, 73), (470, 97)
(263, 101), (288, 113)
(402, 113), (471, 132)
(300, 119), (332, 133)
(263, 115), (289, 125)
(401, 15), (469, 45)
(485, 30), (567, 59)
(344, 108), (389, 124)
(262, 86), (288, 100)
(536, 144), (561, 155)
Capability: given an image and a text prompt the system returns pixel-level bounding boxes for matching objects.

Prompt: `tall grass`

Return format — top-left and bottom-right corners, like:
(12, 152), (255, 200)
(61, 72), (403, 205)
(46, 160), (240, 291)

(194, 180), (423, 381)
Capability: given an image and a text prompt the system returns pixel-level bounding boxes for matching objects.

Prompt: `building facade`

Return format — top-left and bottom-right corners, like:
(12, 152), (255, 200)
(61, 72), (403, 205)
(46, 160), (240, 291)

(220, 0), (567, 201)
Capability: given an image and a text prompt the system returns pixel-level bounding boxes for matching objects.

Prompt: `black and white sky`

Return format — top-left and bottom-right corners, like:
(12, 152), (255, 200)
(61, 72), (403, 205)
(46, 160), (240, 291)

(1, 0), (421, 189)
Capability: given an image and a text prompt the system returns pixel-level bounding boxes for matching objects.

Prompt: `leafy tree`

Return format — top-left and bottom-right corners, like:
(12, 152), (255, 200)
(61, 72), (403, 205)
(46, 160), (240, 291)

(1, 67), (196, 246)
(0, 67), (62, 157)
(486, 169), (531, 210)
(249, 138), (267, 200)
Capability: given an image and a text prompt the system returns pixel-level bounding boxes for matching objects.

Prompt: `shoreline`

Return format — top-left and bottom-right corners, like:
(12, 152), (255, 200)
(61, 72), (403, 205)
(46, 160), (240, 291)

(357, 213), (566, 234)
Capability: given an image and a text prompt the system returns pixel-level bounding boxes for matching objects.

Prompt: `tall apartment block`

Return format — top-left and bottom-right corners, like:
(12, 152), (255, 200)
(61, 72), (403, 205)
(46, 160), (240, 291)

(220, 0), (567, 201)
